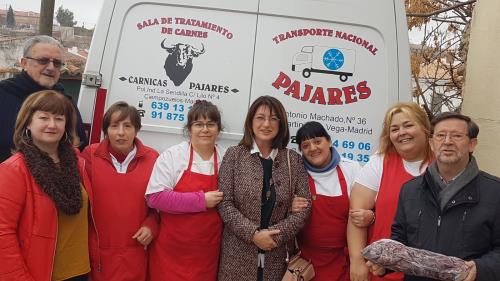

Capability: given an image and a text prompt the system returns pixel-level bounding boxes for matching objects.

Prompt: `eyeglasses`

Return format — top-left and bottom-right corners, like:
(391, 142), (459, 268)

(253, 115), (280, 124)
(433, 132), (468, 142)
(192, 121), (218, 130)
(25, 57), (64, 69)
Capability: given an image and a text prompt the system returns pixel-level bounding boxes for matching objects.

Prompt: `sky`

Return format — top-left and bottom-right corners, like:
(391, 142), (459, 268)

(0, 0), (104, 27)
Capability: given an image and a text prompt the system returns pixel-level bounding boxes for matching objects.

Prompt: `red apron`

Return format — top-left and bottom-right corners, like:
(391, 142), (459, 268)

(149, 146), (222, 281)
(298, 166), (350, 281)
(370, 154), (414, 281)
(89, 150), (156, 281)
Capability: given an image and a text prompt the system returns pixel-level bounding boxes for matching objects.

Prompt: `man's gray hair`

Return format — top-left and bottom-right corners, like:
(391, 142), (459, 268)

(23, 35), (64, 57)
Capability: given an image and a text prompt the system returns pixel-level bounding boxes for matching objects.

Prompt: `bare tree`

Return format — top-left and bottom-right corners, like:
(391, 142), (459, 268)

(406, 0), (476, 118)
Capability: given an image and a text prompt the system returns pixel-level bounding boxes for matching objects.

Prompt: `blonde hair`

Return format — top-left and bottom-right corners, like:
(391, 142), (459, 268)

(13, 90), (78, 150)
(378, 102), (433, 164)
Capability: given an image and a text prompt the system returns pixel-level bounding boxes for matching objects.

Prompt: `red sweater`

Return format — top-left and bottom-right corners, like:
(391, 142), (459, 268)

(82, 138), (159, 281)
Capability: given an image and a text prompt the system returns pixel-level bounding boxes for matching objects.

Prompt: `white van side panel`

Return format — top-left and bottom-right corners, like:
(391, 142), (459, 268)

(249, 0), (410, 162)
(78, 0), (259, 122)
(79, 0), (410, 159)
(394, 0), (412, 102)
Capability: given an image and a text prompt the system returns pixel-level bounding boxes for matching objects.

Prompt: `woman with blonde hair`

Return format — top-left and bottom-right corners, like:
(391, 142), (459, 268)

(0, 90), (93, 281)
(347, 102), (433, 281)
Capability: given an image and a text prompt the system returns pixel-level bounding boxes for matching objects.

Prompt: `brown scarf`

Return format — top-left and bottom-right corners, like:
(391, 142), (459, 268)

(20, 141), (82, 215)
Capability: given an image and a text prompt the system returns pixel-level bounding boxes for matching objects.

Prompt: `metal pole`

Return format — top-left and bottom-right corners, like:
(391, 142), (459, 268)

(39, 0), (55, 35)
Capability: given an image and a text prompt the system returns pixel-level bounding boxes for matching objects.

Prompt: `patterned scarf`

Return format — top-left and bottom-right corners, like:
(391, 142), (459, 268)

(20, 141), (82, 215)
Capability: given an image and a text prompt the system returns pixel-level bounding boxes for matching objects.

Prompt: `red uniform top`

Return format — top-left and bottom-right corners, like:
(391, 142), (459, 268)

(82, 138), (159, 281)
(298, 166), (350, 281)
(370, 153), (415, 281)
(149, 145), (222, 281)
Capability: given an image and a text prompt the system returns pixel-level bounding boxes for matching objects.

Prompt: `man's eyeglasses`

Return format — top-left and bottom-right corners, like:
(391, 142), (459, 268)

(433, 132), (468, 142)
(25, 57), (64, 69)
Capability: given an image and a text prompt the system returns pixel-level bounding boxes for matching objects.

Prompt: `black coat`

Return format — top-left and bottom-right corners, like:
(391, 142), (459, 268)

(0, 71), (88, 162)
(391, 169), (500, 281)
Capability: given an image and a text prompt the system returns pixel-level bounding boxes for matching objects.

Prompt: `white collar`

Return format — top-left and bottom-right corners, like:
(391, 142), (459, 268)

(250, 141), (278, 160)
(110, 145), (137, 173)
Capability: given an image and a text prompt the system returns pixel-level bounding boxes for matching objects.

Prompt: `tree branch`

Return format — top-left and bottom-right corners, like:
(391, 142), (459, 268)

(413, 74), (433, 118)
(431, 17), (467, 25)
(407, 0), (476, 17)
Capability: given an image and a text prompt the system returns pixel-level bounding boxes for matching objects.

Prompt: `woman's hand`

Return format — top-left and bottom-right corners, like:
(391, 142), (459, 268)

(205, 190), (223, 208)
(252, 229), (280, 251)
(349, 209), (375, 227)
(366, 260), (386, 277)
(132, 226), (153, 246)
(463, 261), (477, 281)
(350, 258), (371, 281)
(291, 196), (309, 213)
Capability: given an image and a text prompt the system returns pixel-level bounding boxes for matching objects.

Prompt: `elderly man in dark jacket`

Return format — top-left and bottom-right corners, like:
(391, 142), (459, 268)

(369, 112), (500, 281)
(0, 35), (88, 162)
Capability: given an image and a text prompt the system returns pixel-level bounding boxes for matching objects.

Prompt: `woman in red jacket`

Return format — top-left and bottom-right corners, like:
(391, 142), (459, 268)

(0, 90), (93, 281)
(82, 101), (159, 281)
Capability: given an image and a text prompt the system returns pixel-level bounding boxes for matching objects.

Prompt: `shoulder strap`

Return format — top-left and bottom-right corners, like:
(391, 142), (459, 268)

(287, 149), (292, 191)
(285, 149), (303, 260)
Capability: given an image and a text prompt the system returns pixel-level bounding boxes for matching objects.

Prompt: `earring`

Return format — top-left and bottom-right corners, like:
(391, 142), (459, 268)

(24, 128), (32, 140)
(63, 131), (70, 143)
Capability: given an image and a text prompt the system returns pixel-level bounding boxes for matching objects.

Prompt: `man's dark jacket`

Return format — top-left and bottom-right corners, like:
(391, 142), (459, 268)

(0, 71), (88, 162)
(391, 168), (500, 281)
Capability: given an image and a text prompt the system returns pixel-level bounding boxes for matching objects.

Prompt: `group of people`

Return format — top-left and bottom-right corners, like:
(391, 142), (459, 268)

(0, 35), (499, 281)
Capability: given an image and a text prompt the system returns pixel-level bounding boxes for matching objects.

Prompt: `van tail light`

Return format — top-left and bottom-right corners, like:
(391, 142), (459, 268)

(89, 87), (107, 144)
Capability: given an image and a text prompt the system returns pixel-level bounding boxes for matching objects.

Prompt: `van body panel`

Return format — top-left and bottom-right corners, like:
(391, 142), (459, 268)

(79, 0), (410, 161)
(393, 0), (412, 102)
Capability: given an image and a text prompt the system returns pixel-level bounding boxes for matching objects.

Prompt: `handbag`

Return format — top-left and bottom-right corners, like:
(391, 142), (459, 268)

(281, 240), (315, 281)
(281, 149), (315, 281)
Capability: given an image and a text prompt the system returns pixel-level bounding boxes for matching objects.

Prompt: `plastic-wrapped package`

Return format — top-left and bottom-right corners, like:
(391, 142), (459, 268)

(362, 239), (469, 281)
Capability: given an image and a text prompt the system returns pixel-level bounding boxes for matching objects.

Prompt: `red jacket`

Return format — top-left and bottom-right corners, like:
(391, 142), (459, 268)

(0, 152), (94, 281)
(82, 138), (159, 281)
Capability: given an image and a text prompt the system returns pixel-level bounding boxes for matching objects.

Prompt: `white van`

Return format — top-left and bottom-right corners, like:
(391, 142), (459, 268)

(78, 0), (411, 162)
